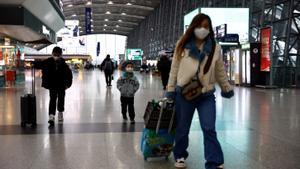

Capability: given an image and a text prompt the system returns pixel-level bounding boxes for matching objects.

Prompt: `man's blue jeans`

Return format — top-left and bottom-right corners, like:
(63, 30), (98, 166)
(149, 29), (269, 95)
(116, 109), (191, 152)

(173, 87), (224, 169)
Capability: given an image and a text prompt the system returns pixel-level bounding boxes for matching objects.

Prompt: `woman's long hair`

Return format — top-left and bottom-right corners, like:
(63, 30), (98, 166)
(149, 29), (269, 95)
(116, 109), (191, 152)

(175, 13), (216, 61)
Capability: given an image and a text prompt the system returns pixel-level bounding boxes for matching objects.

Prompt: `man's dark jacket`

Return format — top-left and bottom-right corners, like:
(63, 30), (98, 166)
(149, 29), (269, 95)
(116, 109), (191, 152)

(34, 57), (73, 89)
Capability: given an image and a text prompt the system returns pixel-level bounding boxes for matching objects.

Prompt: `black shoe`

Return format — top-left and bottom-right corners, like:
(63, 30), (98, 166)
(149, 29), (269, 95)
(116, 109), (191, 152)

(130, 120), (135, 124)
(48, 120), (54, 127)
(48, 115), (55, 127)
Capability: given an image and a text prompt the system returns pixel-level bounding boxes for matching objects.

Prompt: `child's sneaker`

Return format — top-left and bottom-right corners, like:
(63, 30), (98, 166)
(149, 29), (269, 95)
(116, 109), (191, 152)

(48, 114), (55, 126)
(174, 158), (186, 168)
(130, 119), (135, 124)
(123, 115), (128, 121)
(58, 112), (64, 122)
(217, 164), (224, 168)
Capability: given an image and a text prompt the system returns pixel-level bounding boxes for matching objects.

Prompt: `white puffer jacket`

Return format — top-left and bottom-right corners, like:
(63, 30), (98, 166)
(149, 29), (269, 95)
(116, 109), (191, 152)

(167, 44), (232, 94)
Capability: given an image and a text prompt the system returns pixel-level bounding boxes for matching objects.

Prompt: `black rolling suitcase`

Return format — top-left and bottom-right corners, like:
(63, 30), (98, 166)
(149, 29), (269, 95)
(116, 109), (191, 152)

(20, 67), (37, 128)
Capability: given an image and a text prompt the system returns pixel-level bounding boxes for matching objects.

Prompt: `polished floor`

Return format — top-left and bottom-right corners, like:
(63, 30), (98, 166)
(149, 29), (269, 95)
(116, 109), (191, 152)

(0, 69), (299, 169)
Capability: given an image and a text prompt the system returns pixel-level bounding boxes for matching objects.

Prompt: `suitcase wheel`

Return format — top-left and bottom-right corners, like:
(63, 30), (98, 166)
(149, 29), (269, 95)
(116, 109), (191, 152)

(21, 122), (26, 128)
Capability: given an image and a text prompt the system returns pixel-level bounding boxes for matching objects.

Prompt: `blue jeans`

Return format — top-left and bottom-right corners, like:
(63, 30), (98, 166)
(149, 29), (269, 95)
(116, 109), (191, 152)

(173, 87), (224, 169)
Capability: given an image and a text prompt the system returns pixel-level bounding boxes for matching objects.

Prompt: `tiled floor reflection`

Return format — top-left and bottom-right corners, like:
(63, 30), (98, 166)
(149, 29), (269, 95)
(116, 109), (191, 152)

(0, 69), (299, 169)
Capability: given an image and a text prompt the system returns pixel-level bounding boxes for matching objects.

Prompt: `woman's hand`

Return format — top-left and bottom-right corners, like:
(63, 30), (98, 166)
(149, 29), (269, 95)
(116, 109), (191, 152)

(165, 91), (176, 101)
(221, 90), (234, 98)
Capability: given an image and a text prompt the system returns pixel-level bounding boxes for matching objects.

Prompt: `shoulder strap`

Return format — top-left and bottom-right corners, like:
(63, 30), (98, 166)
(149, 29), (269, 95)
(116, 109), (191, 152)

(203, 43), (216, 75)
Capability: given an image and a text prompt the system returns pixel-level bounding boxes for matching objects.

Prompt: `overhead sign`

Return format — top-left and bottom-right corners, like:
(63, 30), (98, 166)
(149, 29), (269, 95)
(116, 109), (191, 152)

(96, 42), (100, 56)
(260, 27), (271, 72)
(221, 34), (239, 43)
(85, 8), (92, 34)
(126, 49), (143, 60)
(215, 24), (227, 38)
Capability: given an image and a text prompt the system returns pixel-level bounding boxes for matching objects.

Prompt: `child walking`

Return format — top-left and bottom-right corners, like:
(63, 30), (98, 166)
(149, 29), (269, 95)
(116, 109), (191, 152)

(117, 61), (140, 124)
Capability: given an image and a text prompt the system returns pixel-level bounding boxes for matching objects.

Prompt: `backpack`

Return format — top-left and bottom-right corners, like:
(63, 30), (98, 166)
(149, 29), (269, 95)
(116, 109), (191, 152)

(104, 60), (113, 71)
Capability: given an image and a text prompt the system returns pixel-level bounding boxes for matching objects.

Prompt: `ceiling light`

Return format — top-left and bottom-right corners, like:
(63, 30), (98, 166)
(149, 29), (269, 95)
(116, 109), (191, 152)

(126, 3), (132, 5)
(106, 11), (111, 14)
(107, 1), (113, 4)
(113, 29), (117, 32)
(78, 26), (82, 28)
(121, 13), (126, 15)
(103, 29), (106, 31)
(104, 24), (107, 27)
(67, 4), (73, 7)
(72, 14), (77, 17)
(86, 1), (92, 5)
(80, 30), (83, 32)
(116, 25), (119, 27)
(91, 19), (93, 22)
(118, 19), (122, 22)
(91, 29), (94, 31)
(105, 19), (109, 21)
(91, 25), (94, 27)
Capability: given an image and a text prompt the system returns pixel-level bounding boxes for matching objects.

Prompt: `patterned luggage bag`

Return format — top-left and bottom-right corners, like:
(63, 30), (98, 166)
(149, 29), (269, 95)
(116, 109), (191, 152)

(141, 99), (176, 161)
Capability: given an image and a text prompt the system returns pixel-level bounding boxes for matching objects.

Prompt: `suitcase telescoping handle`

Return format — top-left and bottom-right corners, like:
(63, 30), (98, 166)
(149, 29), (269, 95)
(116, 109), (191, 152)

(31, 66), (35, 96)
(155, 98), (175, 134)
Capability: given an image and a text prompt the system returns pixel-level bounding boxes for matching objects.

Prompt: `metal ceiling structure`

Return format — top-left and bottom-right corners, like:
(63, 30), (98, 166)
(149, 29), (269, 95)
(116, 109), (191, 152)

(61, 0), (161, 36)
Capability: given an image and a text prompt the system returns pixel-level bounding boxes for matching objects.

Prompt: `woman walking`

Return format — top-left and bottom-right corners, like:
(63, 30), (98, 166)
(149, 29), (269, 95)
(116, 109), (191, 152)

(166, 14), (234, 169)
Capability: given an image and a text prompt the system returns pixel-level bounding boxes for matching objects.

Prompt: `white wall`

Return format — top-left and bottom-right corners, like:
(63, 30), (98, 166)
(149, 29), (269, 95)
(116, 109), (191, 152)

(40, 34), (127, 64)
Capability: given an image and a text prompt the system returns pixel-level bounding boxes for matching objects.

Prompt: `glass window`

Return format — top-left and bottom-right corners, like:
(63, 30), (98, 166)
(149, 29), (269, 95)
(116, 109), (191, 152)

(273, 19), (288, 37)
(250, 27), (259, 41)
(264, 8), (273, 24)
(291, 17), (300, 34)
(274, 2), (290, 21)
(253, 0), (264, 12)
(252, 12), (261, 26)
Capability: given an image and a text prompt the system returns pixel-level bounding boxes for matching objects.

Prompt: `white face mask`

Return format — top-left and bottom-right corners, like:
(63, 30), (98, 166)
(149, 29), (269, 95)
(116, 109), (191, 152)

(194, 27), (210, 40)
(126, 67), (133, 72)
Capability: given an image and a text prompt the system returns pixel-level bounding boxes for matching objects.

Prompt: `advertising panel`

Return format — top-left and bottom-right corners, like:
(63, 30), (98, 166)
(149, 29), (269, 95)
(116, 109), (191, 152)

(260, 27), (271, 72)
(183, 8), (249, 43)
(126, 49), (143, 60)
(85, 8), (92, 34)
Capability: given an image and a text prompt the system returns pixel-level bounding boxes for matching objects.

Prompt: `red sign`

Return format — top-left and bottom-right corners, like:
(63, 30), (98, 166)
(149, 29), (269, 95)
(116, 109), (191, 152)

(260, 27), (271, 72)
(0, 50), (2, 60)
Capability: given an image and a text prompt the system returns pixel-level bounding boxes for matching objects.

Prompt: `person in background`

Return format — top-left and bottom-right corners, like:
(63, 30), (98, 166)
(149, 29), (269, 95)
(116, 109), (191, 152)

(157, 54), (172, 90)
(140, 62), (150, 73)
(34, 47), (73, 126)
(166, 13), (234, 169)
(117, 61), (140, 124)
(101, 54), (114, 87)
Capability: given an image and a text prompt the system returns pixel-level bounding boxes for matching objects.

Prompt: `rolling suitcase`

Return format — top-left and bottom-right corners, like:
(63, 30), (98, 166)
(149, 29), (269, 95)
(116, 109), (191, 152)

(144, 100), (176, 130)
(20, 67), (37, 128)
(141, 99), (176, 161)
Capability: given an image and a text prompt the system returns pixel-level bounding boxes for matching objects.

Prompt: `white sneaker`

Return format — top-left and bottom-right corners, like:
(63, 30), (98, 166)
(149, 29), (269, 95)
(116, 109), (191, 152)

(217, 164), (224, 168)
(48, 114), (55, 126)
(174, 158), (186, 168)
(58, 112), (64, 122)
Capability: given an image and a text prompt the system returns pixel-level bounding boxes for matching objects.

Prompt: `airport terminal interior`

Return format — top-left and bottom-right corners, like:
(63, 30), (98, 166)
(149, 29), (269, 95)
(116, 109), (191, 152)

(0, 0), (299, 169)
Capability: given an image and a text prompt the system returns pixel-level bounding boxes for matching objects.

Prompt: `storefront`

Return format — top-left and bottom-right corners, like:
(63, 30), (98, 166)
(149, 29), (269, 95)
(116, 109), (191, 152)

(0, 42), (25, 87)
(0, 0), (64, 87)
(241, 43), (251, 86)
